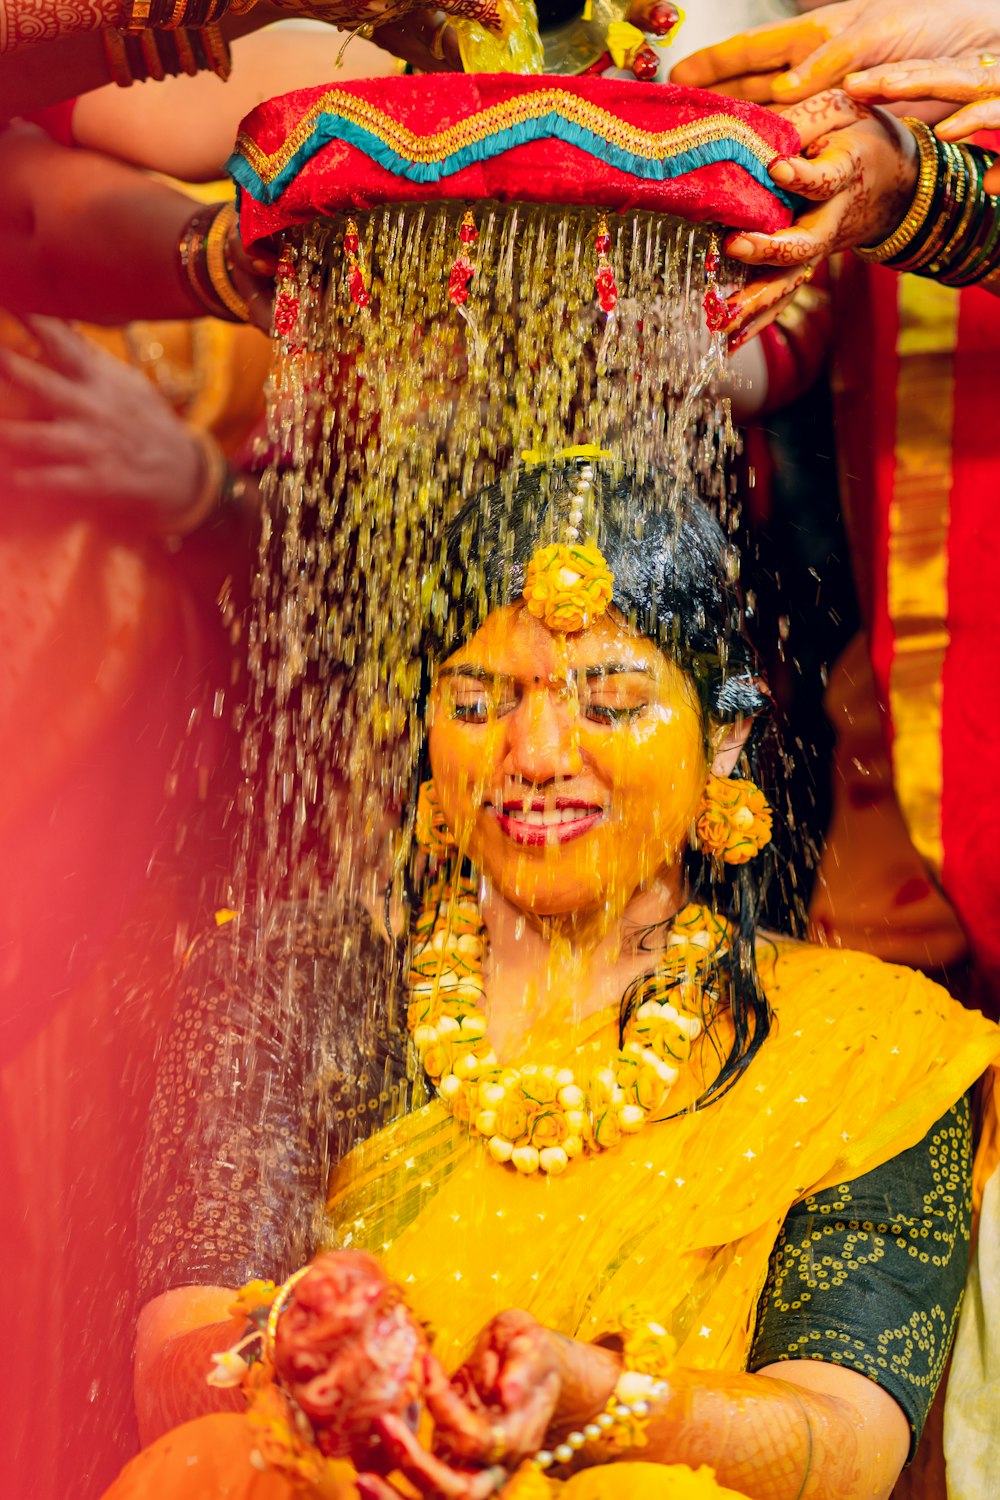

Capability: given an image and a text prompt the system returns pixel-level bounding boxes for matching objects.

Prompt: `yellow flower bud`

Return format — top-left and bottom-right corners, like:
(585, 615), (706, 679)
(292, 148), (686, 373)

(558, 1083), (586, 1109)
(539, 1146), (569, 1175)
(489, 1136), (514, 1163)
(511, 1145), (541, 1174)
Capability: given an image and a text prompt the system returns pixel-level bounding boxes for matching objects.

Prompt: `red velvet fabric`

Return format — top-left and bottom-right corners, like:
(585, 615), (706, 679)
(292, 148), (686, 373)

(235, 74), (800, 249)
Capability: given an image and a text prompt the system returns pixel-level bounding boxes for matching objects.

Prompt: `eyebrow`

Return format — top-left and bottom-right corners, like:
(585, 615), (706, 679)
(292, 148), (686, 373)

(582, 662), (654, 679)
(436, 662), (654, 682)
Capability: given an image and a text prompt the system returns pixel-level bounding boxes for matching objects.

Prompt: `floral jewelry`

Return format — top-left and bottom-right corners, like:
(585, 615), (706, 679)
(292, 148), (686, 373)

(695, 774), (773, 865)
(415, 778), (457, 857)
(522, 541), (614, 634)
(505, 1308), (676, 1495)
(408, 867), (730, 1176)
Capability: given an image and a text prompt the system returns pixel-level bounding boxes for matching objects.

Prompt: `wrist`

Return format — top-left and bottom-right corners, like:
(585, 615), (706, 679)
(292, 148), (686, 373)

(158, 428), (231, 538)
(547, 1332), (622, 1436)
(177, 203), (251, 324)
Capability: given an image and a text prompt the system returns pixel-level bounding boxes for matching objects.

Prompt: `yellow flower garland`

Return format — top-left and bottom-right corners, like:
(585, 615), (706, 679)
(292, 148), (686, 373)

(408, 868), (731, 1176)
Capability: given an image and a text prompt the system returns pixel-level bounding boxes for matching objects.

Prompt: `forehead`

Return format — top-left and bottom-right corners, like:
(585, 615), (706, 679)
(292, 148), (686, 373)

(440, 603), (671, 677)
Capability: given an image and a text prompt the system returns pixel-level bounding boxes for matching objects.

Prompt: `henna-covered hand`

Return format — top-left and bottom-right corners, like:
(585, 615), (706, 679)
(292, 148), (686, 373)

(442, 1309), (564, 1467)
(669, 0), (1000, 106)
(721, 91), (918, 348)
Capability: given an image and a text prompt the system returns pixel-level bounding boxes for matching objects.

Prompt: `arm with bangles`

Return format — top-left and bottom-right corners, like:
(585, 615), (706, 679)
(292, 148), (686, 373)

(0, 5), (285, 123)
(539, 1336), (905, 1500)
(0, 0), (410, 54)
(0, 124), (270, 325)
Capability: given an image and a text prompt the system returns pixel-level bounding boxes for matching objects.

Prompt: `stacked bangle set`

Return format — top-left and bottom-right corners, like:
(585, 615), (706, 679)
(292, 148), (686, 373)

(101, 0), (253, 86)
(177, 202), (251, 324)
(857, 117), (1000, 289)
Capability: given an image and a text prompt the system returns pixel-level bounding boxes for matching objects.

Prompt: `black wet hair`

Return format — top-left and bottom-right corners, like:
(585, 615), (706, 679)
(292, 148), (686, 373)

(411, 460), (774, 1108)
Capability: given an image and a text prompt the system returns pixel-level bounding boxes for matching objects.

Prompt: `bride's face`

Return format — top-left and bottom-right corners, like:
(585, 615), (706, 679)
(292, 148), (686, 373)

(427, 603), (707, 916)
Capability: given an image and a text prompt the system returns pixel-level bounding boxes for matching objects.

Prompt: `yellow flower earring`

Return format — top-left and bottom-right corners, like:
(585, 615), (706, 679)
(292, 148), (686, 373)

(415, 779), (456, 857)
(694, 774), (773, 865)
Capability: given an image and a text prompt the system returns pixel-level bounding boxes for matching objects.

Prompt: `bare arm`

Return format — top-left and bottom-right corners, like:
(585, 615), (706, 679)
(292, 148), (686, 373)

(549, 1338), (909, 1500)
(70, 23), (397, 181)
(0, 125), (210, 321)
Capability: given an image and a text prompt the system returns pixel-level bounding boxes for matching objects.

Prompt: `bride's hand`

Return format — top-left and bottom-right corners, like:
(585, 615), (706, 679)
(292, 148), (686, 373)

(721, 91), (917, 349)
(443, 1309), (563, 1466)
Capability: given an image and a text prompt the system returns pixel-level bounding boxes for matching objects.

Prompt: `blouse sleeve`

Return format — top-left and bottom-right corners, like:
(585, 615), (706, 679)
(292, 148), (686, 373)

(136, 904), (407, 1303)
(748, 1094), (972, 1459)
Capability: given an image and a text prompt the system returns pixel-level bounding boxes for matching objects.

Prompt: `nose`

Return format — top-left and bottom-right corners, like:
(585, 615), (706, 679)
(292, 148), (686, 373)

(503, 685), (583, 783)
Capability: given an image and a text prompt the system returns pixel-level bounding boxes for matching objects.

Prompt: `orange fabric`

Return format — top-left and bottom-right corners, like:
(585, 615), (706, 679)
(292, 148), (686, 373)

(103, 1415), (311, 1500)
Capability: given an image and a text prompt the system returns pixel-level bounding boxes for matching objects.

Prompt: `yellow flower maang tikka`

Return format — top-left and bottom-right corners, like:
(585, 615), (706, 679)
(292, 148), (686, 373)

(521, 456), (614, 634)
(522, 541), (614, 633)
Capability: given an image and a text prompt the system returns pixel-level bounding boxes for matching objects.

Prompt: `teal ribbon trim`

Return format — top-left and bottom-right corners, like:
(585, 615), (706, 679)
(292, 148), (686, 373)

(227, 109), (793, 209)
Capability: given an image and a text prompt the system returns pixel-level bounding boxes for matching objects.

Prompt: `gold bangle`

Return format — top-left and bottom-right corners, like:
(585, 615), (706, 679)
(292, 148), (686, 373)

(198, 21), (231, 80)
(265, 1265), (310, 1360)
(120, 1), (152, 32)
(856, 118), (939, 264)
(102, 27), (134, 86)
(205, 203), (250, 323)
(893, 138), (965, 273)
(163, 428), (229, 537)
(924, 143), (978, 272)
(138, 27), (166, 80)
(175, 25), (198, 73)
(168, 0), (188, 23)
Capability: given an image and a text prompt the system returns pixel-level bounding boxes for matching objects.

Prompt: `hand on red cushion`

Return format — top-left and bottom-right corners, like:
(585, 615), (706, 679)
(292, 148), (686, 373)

(274, 1251), (503, 1499)
(720, 91), (917, 350)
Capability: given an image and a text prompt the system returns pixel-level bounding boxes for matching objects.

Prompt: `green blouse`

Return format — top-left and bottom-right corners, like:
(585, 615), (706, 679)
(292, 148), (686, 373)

(750, 1094), (972, 1457)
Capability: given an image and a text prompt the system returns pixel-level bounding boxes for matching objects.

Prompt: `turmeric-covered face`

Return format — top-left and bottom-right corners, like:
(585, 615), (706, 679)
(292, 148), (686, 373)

(427, 604), (708, 917)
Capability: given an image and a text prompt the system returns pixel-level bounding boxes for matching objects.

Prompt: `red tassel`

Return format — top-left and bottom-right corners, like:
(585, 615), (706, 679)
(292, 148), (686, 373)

(594, 215), (618, 314)
(448, 210), (478, 306)
(702, 232), (727, 333)
(343, 218), (370, 310)
(273, 255), (300, 338)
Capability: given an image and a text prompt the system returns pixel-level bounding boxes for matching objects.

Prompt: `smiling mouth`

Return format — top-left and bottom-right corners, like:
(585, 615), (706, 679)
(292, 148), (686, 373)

(489, 798), (606, 847)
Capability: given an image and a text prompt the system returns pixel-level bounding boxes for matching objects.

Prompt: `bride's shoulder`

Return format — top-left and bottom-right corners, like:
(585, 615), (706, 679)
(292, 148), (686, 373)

(753, 929), (954, 1007)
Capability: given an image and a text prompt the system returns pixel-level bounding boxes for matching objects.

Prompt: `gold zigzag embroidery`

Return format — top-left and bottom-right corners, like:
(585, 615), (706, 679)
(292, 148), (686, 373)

(234, 88), (778, 187)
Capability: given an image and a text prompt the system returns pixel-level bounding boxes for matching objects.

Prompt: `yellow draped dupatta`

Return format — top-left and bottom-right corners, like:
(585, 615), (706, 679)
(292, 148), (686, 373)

(326, 939), (999, 1375)
(105, 939), (1000, 1500)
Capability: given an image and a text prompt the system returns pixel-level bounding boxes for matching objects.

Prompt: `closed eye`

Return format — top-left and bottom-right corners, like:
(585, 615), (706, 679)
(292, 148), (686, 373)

(584, 703), (646, 724)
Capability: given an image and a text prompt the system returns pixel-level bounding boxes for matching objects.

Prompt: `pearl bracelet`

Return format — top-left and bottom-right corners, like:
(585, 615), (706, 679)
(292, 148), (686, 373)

(531, 1369), (670, 1472)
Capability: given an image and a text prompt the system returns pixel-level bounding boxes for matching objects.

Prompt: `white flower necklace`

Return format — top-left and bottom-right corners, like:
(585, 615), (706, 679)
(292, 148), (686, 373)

(407, 866), (731, 1176)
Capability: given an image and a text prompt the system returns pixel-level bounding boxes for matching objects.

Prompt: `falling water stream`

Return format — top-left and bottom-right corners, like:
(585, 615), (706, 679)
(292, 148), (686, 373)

(234, 204), (738, 935)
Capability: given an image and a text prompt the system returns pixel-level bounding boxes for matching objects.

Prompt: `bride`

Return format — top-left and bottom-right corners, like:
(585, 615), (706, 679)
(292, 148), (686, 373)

(107, 458), (999, 1500)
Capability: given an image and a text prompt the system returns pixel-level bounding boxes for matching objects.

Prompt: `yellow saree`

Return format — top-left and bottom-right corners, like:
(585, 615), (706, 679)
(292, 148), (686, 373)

(106, 938), (1000, 1500)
